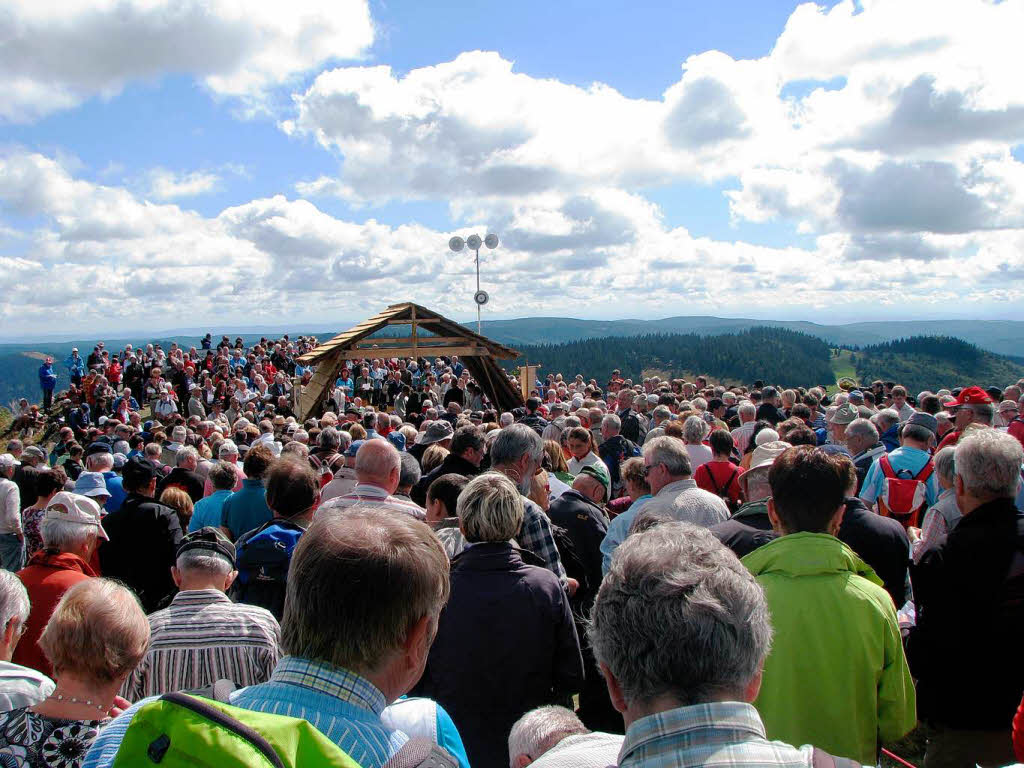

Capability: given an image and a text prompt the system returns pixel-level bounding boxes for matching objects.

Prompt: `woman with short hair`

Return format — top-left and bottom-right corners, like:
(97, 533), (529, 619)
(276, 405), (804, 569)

(415, 472), (584, 768)
(0, 578), (149, 768)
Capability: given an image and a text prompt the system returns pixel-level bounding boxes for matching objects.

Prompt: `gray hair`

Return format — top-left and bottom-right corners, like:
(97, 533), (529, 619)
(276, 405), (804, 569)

(691, 397), (708, 412)
(176, 446), (199, 467)
(457, 472), (524, 543)
(933, 445), (957, 484)
(652, 405), (672, 422)
(499, 412), (514, 427)
(85, 452), (114, 472)
(176, 549), (232, 577)
(171, 425), (187, 442)
(602, 414), (621, 434)
(588, 522), (772, 707)
(399, 452), (422, 489)
(873, 408), (900, 430)
(41, 517), (98, 553)
(0, 569), (30, 632)
(682, 415), (708, 444)
(490, 424), (544, 468)
(955, 428), (1023, 499)
(644, 436), (693, 478)
(318, 427), (342, 451)
(508, 706), (587, 768)
(738, 403), (756, 419)
(845, 418), (878, 444)
(966, 403), (996, 426)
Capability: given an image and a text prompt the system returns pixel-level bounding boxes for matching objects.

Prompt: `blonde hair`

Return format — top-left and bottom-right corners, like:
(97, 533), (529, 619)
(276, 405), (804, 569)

(421, 445), (449, 475)
(39, 578), (150, 683)
(160, 487), (194, 530)
(543, 440), (569, 474)
(457, 472), (524, 543)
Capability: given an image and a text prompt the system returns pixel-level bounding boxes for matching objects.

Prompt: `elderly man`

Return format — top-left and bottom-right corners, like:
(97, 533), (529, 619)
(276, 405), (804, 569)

(860, 412), (939, 527)
(590, 521), (862, 767)
(123, 527), (281, 699)
(936, 386), (996, 451)
(598, 414), (641, 499)
(0, 569), (55, 709)
(319, 439), (425, 519)
(84, 507), (464, 768)
(203, 440), (245, 496)
(411, 426), (485, 507)
(99, 456), (183, 613)
(0, 453), (24, 570)
(14, 491), (105, 677)
(742, 446), (915, 764)
(639, 436), (729, 527)
(157, 445), (205, 503)
(730, 402), (758, 454)
(846, 418), (885, 494)
(84, 443), (128, 513)
(907, 430), (1024, 768)
(872, 408), (902, 453)
(508, 705), (623, 768)
(489, 424), (570, 587)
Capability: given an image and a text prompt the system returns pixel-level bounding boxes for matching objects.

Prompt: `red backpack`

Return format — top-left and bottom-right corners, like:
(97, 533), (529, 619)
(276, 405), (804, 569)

(877, 455), (933, 529)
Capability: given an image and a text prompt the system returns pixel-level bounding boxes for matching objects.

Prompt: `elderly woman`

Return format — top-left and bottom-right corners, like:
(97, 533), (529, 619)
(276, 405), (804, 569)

(682, 414), (713, 471)
(415, 472), (584, 768)
(0, 578), (149, 767)
(13, 493), (106, 679)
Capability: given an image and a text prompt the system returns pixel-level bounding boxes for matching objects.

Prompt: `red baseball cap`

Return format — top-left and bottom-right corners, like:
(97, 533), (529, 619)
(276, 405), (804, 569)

(947, 385), (992, 406)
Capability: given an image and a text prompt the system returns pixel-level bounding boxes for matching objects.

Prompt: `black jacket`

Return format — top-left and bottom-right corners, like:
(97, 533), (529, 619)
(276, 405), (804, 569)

(410, 453), (481, 507)
(907, 497), (1024, 728)
(519, 413), (549, 435)
(710, 500), (777, 558)
(837, 496), (909, 606)
(547, 491), (609, 614)
(99, 492), (183, 614)
(414, 543), (584, 768)
(158, 467), (205, 504)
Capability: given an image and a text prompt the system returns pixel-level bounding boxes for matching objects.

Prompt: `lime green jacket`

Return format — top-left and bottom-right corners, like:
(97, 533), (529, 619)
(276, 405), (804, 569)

(742, 532), (916, 765)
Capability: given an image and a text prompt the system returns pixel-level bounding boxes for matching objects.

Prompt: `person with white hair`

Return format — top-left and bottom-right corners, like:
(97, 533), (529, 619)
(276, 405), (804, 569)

(123, 527), (281, 699)
(414, 473), (584, 768)
(907, 429), (1024, 768)
(681, 414), (713, 471)
(639, 437), (729, 528)
(0, 569), (55, 710)
(507, 705), (622, 768)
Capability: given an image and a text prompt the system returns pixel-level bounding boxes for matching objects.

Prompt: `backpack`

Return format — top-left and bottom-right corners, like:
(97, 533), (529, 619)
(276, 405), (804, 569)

(703, 464), (740, 514)
(620, 410), (644, 444)
(876, 455), (933, 530)
(230, 519), (305, 621)
(110, 689), (360, 768)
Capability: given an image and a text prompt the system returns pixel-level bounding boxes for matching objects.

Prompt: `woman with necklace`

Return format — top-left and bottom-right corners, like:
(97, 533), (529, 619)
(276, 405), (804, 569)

(0, 578), (149, 768)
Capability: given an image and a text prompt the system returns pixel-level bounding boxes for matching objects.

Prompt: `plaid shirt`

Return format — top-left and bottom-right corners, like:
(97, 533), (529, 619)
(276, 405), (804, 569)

(84, 657), (408, 768)
(517, 496), (568, 585)
(619, 702), (820, 768)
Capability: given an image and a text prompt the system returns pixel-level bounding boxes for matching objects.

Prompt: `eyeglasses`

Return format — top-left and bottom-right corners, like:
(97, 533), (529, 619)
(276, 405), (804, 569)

(642, 462), (661, 477)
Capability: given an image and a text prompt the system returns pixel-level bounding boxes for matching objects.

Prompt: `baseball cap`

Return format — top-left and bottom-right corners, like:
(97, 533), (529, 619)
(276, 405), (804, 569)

(44, 492), (108, 540)
(177, 527), (235, 566)
(906, 412), (938, 435)
(74, 472), (111, 498)
(578, 464), (611, 500)
(86, 441), (112, 456)
(946, 386), (992, 407)
(0, 454), (20, 469)
(847, 390), (865, 405)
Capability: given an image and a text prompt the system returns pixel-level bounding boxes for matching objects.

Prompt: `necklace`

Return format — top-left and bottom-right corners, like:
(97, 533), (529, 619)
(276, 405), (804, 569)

(49, 692), (110, 715)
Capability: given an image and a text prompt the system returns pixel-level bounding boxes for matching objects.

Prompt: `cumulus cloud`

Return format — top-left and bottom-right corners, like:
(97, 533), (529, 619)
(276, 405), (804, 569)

(147, 169), (221, 200)
(0, 0), (374, 122)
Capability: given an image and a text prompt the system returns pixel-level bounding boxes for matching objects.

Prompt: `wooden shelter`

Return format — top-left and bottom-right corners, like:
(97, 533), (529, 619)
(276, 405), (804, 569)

(294, 302), (524, 420)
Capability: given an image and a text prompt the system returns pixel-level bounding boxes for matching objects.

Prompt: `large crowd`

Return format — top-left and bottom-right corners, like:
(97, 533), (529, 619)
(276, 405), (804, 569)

(0, 331), (1023, 768)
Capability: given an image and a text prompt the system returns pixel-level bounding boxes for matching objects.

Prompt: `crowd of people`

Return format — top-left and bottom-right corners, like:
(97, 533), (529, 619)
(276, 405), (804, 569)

(0, 331), (1022, 768)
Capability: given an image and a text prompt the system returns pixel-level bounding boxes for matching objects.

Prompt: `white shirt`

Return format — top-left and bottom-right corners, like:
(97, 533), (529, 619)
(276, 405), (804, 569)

(685, 443), (714, 472)
(0, 660), (54, 710)
(568, 452), (608, 477)
(0, 477), (21, 535)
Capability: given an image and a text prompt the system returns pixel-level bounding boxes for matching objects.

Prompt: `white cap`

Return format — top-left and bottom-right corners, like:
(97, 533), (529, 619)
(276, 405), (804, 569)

(44, 492), (109, 541)
(0, 453), (21, 469)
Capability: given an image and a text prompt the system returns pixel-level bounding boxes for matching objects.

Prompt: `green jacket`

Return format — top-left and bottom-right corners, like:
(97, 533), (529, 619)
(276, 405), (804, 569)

(741, 532), (916, 765)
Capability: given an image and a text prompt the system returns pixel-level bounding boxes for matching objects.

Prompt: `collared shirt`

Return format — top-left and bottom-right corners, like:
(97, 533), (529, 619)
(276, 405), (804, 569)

(84, 657), (409, 768)
(619, 702), (816, 768)
(517, 496), (568, 585)
(0, 660), (54, 711)
(319, 482), (425, 520)
(122, 589), (281, 700)
(531, 731), (623, 768)
(643, 478), (730, 528)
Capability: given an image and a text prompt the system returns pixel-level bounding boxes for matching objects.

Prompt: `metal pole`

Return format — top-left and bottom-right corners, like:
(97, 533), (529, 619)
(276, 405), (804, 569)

(475, 246), (481, 336)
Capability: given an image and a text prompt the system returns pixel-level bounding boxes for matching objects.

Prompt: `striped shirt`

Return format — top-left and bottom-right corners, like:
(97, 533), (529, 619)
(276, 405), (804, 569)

(84, 658), (409, 768)
(619, 702), (820, 768)
(319, 482), (425, 520)
(122, 588), (281, 700)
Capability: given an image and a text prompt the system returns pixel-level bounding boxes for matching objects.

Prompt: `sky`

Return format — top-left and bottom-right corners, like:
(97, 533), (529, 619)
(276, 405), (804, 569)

(2, 0), (1024, 336)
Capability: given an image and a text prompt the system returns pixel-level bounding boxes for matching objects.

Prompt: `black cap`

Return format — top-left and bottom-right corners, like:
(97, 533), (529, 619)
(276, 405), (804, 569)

(176, 527), (235, 564)
(122, 455), (159, 485)
(86, 441), (112, 456)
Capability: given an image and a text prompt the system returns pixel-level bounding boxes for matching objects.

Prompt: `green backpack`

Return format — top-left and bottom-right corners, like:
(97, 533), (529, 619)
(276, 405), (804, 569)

(111, 690), (362, 768)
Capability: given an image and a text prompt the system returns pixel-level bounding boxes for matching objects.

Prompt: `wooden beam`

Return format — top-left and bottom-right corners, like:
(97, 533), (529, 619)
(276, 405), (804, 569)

(354, 336), (464, 346)
(337, 346), (492, 359)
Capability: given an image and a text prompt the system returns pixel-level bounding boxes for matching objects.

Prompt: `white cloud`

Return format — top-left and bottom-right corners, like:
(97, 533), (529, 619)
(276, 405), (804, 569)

(147, 169), (221, 200)
(0, 0), (374, 122)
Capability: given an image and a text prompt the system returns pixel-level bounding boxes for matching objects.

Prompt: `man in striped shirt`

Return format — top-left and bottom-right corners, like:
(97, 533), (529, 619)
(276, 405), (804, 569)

(318, 439), (425, 519)
(122, 527), (281, 700)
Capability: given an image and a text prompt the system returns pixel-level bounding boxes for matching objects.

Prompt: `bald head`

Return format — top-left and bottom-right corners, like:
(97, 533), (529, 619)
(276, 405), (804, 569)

(354, 439), (402, 493)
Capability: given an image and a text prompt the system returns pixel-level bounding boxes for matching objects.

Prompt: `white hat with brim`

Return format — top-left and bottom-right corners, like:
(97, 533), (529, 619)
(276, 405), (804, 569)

(45, 492), (109, 541)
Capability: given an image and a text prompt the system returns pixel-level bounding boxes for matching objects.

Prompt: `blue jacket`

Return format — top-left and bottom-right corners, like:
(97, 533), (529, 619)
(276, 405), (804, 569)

(38, 363), (57, 391)
(881, 424), (900, 452)
(102, 471), (128, 514)
(64, 354), (85, 376)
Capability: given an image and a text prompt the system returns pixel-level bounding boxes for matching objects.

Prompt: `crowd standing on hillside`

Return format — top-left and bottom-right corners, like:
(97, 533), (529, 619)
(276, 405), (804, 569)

(0, 331), (1023, 768)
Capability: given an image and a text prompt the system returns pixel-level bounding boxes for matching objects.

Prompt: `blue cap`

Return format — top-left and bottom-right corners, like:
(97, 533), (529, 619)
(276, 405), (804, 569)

(74, 471), (110, 498)
(345, 439), (366, 458)
(387, 431), (407, 451)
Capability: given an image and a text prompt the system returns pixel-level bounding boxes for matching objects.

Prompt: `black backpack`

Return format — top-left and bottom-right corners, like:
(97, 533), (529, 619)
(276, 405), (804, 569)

(620, 410), (643, 443)
(230, 519), (305, 621)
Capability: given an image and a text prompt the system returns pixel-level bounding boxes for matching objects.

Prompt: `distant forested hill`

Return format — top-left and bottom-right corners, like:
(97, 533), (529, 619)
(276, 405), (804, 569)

(501, 327), (836, 387)
(853, 336), (1024, 394)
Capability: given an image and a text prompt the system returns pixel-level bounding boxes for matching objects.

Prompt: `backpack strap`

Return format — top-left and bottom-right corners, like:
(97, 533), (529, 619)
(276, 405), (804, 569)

(384, 737), (458, 768)
(879, 455), (895, 479)
(913, 460), (934, 483)
(184, 678), (238, 703)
